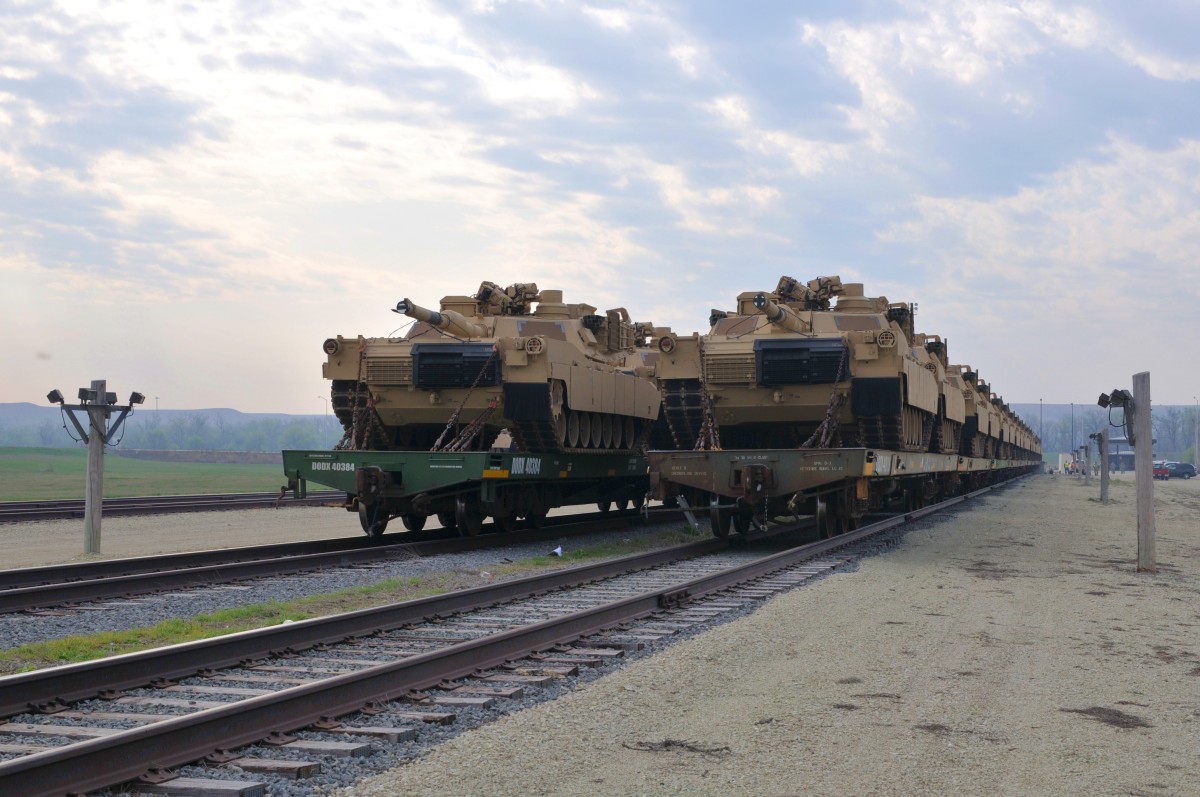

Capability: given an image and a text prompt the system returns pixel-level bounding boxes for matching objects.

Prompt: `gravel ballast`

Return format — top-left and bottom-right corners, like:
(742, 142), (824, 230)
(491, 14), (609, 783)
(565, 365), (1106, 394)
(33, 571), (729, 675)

(5, 475), (1198, 797)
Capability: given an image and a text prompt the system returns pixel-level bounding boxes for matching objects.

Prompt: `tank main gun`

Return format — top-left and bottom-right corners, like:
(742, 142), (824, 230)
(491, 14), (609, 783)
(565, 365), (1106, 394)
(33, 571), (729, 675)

(393, 298), (487, 339)
(752, 293), (811, 333)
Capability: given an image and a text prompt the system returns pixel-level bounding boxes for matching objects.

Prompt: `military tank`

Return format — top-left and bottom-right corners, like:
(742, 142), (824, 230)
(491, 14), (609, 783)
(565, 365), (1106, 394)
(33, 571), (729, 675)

(653, 275), (964, 452)
(322, 281), (661, 454)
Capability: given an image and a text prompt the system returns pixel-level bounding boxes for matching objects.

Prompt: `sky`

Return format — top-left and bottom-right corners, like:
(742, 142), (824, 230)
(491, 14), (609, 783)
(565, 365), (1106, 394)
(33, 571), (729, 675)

(2, 0), (1199, 415)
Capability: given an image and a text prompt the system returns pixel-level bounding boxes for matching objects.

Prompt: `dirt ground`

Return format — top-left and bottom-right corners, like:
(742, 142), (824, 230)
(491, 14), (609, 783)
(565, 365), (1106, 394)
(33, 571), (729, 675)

(340, 473), (1200, 797)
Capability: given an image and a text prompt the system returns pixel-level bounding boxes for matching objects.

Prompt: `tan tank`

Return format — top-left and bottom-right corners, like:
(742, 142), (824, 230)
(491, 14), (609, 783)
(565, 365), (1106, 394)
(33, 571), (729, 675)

(322, 281), (661, 453)
(652, 275), (967, 452)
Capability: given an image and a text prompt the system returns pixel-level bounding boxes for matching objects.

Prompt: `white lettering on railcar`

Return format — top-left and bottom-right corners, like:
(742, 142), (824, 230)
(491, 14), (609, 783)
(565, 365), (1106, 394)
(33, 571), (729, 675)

(511, 457), (542, 476)
(310, 461), (355, 472)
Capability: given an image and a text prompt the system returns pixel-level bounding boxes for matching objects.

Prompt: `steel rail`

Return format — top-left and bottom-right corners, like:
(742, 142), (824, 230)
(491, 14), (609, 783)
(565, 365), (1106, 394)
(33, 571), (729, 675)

(0, 491), (345, 523)
(0, 475), (1023, 797)
(0, 508), (672, 613)
(0, 537), (727, 718)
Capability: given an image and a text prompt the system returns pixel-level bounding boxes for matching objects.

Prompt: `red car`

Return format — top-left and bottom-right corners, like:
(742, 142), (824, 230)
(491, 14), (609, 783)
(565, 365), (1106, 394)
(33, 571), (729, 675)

(1153, 461), (1170, 480)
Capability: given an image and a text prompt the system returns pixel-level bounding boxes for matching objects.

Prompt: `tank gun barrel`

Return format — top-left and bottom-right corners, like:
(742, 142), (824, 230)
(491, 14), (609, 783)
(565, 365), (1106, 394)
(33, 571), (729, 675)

(393, 298), (487, 338)
(752, 293), (809, 333)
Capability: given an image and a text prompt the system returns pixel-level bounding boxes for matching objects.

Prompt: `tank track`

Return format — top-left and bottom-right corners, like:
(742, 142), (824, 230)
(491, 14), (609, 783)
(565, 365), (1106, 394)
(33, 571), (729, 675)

(661, 379), (705, 449)
(857, 408), (933, 452)
(508, 409), (654, 455)
(929, 417), (962, 455)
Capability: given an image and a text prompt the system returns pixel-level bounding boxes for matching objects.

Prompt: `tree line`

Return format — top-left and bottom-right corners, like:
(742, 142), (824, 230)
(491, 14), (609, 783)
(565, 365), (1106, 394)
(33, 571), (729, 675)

(1016, 406), (1198, 461)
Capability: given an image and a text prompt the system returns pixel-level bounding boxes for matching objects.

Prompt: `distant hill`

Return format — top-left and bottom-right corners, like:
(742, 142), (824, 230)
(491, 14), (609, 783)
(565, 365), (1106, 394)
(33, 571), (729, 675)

(0, 403), (340, 452)
(0, 402), (313, 426)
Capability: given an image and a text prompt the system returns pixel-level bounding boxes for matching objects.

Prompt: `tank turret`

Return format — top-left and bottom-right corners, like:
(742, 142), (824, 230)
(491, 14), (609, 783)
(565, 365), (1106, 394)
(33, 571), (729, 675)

(324, 281), (661, 454)
(653, 275), (978, 453)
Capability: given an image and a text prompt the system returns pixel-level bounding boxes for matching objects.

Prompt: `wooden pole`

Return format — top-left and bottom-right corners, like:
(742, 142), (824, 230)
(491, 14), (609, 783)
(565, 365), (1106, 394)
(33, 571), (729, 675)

(1133, 371), (1155, 573)
(1099, 428), (1109, 504)
(83, 379), (106, 555)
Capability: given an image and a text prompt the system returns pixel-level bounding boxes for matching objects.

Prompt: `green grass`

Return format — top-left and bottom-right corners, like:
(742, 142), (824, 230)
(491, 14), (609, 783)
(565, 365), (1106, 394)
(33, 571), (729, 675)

(0, 525), (703, 674)
(0, 447), (285, 501)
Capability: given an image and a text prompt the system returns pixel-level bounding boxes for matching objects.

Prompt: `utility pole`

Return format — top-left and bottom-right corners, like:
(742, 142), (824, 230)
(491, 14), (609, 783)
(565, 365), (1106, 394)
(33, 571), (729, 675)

(1094, 428), (1109, 504)
(1132, 373), (1154, 573)
(47, 381), (144, 554)
(1083, 443), (1092, 486)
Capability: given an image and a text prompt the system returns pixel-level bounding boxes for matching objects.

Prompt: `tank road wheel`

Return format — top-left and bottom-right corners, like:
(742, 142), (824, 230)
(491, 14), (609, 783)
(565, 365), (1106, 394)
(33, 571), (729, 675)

(567, 410), (581, 447)
(601, 415), (614, 449)
(555, 412), (568, 446)
(591, 414), (604, 449)
(576, 412), (591, 447)
(401, 513), (427, 532)
(455, 494), (485, 537)
(709, 494), (731, 539)
(611, 417), (624, 449)
(624, 417), (636, 452)
(358, 502), (388, 538)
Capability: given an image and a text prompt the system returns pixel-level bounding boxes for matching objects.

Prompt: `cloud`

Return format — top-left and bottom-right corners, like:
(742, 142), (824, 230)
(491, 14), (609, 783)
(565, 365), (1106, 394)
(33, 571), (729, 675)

(881, 135), (1200, 400)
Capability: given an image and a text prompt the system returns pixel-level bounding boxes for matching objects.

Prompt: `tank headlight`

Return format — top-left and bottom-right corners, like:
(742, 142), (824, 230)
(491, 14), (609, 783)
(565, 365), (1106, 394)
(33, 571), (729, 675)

(658, 336), (675, 354)
(525, 336), (545, 355)
(323, 338), (340, 355)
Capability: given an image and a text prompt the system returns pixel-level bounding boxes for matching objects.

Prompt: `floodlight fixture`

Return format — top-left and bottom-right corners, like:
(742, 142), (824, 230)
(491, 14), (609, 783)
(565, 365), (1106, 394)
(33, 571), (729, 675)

(129, 392), (146, 405)
(47, 389), (64, 405)
(78, 388), (97, 403)
(104, 392), (117, 405)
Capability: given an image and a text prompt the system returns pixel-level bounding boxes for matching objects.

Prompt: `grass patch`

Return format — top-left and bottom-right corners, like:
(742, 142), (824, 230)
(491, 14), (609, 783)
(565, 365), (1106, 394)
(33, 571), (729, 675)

(0, 447), (283, 501)
(0, 525), (702, 674)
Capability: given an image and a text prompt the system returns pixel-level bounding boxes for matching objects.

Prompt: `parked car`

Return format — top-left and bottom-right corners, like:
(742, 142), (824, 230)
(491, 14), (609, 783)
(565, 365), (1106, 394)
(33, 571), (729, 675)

(1166, 462), (1196, 479)
(1153, 461), (1170, 480)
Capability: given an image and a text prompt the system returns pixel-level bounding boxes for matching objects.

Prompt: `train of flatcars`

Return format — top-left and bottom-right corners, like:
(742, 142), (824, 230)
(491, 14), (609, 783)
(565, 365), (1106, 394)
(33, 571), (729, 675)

(284, 276), (1041, 539)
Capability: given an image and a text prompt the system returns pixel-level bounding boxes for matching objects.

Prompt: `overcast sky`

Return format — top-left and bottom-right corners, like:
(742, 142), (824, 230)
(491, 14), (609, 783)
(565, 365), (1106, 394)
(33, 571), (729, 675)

(3, 0), (1198, 415)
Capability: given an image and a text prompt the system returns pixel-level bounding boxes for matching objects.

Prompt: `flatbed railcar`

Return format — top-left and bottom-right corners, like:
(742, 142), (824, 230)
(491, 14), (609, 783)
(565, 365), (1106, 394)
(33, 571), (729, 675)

(283, 448), (648, 537)
(646, 447), (1040, 539)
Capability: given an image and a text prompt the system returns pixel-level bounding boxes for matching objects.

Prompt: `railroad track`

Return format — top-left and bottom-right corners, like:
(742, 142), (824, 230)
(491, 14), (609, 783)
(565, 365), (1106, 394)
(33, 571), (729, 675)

(0, 491), (346, 523)
(0, 506), (662, 614)
(0, 475), (1024, 797)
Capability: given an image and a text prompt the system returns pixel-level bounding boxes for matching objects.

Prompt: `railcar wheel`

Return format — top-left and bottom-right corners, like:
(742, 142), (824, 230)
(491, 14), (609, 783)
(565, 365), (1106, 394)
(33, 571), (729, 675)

(524, 511), (547, 528)
(401, 513), (427, 532)
(598, 500), (612, 513)
(437, 510), (457, 531)
(358, 502), (388, 538)
(492, 512), (515, 533)
(815, 494), (844, 539)
(732, 508), (753, 535)
(709, 494), (731, 539)
(455, 494), (485, 537)
(632, 493), (645, 511)
(616, 498), (630, 512)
